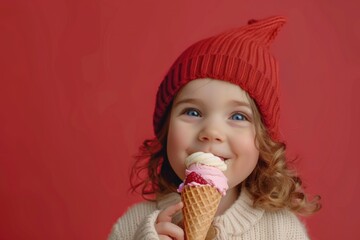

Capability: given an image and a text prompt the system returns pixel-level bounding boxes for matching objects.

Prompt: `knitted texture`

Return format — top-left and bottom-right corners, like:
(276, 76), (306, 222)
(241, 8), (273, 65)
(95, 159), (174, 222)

(153, 15), (286, 141)
(108, 189), (309, 239)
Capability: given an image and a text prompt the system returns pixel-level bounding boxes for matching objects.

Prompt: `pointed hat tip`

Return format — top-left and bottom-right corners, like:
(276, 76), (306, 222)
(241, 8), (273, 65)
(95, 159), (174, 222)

(247, 15), (287, 26)
(246, 15), (287, 47)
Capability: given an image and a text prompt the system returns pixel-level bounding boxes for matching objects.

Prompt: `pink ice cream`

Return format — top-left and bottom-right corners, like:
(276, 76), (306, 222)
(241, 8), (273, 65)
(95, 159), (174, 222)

(178, 152), (229, 196)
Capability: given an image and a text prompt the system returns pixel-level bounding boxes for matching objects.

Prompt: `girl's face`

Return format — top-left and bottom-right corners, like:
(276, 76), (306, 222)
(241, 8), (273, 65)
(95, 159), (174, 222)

(167, 78), (259, 190)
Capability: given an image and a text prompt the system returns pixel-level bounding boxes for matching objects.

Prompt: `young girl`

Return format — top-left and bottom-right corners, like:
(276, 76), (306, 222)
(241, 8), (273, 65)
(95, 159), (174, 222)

(109, 15), (321, 240)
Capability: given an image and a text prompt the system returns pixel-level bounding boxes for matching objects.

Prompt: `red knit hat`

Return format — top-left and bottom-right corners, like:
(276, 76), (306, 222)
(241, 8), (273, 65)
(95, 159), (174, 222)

(153, 16), (286, 141)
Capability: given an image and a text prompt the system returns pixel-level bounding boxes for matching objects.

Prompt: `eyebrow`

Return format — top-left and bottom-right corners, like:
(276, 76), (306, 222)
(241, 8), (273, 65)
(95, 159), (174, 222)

(173, 98), (204, 108)
(230, 100), (251, 109)
(173, 98), (251, 109)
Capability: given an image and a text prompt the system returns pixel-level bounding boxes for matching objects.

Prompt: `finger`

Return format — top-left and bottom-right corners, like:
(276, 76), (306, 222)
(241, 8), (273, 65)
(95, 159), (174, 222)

(157, 202), (183, 223)
(155, 222), (184, 240)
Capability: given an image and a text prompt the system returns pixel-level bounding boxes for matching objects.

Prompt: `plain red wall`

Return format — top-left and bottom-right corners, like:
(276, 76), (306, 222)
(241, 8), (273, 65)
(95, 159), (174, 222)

(1, 0), (359, 239)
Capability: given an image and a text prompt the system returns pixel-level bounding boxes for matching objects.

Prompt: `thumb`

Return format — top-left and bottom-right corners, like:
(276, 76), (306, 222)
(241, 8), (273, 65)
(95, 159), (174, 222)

(157, 201), (183, 223)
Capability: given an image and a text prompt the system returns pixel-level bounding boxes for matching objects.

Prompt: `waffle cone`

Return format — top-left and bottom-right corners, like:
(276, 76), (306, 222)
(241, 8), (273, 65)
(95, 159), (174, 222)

(181, 185), (221, 240)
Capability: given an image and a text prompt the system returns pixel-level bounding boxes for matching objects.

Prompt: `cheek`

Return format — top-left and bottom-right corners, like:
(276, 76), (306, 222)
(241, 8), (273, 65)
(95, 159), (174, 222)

(166, 121), (192, 179)
(167, 121), (191, 150)
(242, 139), (260, 175)
(232, 130), (259, 166)
(232, 128), (257, 149)
(248, 150), (259, 168)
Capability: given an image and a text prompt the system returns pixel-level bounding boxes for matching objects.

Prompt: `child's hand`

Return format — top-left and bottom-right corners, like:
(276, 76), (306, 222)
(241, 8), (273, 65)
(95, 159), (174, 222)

(155, 201), (184, 240)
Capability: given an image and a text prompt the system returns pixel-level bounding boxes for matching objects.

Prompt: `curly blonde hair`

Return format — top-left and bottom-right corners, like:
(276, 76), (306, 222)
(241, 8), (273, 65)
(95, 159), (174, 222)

(130, 95), (321, 215)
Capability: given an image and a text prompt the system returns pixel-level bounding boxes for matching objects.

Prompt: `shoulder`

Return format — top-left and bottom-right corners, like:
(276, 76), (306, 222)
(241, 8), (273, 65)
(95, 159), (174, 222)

(108, 201), (158, 240)
(262, 209), (309, 239)
(124, 200), (158, 218)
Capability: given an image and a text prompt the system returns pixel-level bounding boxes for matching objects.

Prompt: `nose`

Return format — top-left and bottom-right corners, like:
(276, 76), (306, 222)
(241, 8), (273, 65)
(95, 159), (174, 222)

(198, 120), (225, 143)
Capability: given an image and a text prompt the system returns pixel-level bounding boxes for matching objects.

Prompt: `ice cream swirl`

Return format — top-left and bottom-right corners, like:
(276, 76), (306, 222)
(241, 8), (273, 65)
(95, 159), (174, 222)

(185, 152), (227, 172)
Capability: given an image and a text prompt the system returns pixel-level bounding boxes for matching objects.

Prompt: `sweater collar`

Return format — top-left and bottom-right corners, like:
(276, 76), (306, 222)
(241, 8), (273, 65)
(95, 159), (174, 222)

(212, 188), (264, 235)
(156, 187), (264, 235)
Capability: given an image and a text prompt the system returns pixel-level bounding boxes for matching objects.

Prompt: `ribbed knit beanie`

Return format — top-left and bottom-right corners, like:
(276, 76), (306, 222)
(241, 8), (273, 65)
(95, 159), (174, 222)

(153, 15), (286, 141)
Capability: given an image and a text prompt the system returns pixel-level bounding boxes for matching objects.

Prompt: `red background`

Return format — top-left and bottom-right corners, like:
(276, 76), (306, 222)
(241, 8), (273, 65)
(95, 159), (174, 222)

(1, 0), (359, 239)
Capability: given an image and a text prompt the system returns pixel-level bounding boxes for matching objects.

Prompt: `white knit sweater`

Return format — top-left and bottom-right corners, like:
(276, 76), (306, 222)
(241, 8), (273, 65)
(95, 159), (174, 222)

(108, 189), (309, 239)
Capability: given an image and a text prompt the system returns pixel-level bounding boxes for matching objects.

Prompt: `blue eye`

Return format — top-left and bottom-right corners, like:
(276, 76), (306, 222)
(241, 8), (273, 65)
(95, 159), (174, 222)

(231, 113), (246, 121)
(184, 108), (201, 117)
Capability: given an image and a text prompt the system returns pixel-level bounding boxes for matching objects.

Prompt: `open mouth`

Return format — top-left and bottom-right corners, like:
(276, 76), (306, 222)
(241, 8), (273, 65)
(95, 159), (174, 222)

(217, 156), (229, 162)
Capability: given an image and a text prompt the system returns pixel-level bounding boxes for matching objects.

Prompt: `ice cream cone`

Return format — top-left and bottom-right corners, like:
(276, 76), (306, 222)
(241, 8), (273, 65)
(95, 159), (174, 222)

(181, 185), (221, 240)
